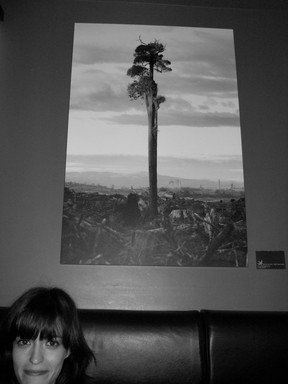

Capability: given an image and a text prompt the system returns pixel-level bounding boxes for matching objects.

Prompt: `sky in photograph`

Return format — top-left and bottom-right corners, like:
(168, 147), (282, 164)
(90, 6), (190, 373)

(66, 23), (244, 184)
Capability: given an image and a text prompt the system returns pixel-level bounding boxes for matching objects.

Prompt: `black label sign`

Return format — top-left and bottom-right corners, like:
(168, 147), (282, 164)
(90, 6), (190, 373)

(256, 251), (286, 269)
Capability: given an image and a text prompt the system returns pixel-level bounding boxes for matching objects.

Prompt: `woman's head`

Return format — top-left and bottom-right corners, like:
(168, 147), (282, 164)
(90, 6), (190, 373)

(0, 286), (95, 384)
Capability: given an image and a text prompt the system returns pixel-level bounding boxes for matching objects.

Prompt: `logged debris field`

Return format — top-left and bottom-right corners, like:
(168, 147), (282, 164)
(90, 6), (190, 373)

(61, 185), (247, 267)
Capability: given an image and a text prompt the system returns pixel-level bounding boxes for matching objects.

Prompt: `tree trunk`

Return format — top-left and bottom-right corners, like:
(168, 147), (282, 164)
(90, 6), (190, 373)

(146, 90), (158, 218)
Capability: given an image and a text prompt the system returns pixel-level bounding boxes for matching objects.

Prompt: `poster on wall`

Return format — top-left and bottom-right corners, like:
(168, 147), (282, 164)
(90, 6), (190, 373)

(60, 23), (247, 267)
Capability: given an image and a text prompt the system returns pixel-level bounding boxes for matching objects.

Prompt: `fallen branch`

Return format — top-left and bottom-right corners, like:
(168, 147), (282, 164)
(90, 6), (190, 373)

(199, 220), (234, 265)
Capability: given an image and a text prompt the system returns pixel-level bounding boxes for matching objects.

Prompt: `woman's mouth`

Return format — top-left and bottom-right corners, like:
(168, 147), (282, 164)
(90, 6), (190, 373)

(24, 370), (49, 376)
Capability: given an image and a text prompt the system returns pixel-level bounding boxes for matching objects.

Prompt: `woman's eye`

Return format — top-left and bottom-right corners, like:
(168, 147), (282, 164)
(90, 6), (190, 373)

(16, 338), (31, 347)
(46, 338), (61, 348)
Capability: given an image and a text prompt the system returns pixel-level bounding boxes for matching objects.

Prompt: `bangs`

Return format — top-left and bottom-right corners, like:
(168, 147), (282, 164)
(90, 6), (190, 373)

(12, 310), (66, 344)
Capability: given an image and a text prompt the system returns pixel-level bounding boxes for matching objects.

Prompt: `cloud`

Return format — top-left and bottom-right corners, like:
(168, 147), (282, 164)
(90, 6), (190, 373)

(72, 24), (236, 76)
(69, 24), (240, 129)
(104, 109), (240, 128)
(160, 72), (238, 98)
(65, 153), (244, 182)
(70, 66), (239, 115)
(70, 84), (130, 112)
(72, 45), (132, 66)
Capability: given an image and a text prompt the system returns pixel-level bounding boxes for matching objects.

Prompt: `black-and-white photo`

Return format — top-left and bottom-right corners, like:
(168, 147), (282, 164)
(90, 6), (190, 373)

(60, 23), (247, 267)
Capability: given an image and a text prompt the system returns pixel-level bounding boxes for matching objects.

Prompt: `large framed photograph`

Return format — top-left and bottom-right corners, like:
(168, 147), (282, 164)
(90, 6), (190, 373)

(60, 23), (247, 267)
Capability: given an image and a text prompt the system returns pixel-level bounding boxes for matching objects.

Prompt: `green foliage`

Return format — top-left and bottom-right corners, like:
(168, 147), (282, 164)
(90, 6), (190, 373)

(127, 65), (148, 78)
(127, 38), (172, 100)
(127, 76), (153, 100)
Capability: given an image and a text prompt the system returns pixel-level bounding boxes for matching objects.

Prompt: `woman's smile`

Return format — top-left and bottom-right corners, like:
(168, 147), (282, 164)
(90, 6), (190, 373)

(24, 370), (49, 376)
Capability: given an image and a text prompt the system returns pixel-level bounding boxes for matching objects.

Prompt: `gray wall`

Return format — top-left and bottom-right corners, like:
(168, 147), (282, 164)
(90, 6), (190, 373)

(1, 0), (288, 310)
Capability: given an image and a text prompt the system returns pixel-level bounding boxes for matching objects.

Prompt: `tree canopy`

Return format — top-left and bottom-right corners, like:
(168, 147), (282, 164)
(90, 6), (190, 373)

(127, 38), (172, 101)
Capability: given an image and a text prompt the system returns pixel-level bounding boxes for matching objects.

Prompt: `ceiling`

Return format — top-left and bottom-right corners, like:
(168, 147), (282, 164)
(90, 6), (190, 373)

(0, 0), (287, 21)
(56, 0), (288, 10)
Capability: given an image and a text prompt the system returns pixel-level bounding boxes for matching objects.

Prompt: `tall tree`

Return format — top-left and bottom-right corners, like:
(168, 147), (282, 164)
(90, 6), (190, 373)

(127, 38), (172, 217)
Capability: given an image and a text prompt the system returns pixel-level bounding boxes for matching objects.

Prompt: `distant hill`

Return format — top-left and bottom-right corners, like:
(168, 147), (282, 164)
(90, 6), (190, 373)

(65, 171), (244, 190)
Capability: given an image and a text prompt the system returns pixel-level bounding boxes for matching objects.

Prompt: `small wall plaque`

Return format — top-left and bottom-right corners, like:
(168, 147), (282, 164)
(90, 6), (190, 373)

(256, 251), (286, 269)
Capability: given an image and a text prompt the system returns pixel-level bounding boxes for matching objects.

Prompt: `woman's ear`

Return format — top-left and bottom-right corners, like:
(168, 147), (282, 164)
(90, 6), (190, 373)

(65, 349), (71, 359)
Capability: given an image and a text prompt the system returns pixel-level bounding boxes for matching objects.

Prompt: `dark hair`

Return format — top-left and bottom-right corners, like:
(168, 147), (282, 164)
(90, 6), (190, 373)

(0, 286), (95, 384)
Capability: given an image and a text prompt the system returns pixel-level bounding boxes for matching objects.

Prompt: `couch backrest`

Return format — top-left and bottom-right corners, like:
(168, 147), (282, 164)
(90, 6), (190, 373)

(201, 309), (288, 384)
(2, 307), (288, 384)
(0, 307), (205, 383)
(79, 309), (205, 384)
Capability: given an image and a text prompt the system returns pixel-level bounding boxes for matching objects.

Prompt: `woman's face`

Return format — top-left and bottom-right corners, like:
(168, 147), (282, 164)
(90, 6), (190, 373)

(12, 334), (70, 384)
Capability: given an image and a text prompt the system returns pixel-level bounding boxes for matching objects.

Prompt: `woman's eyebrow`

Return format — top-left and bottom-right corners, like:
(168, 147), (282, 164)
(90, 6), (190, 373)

(47, 334), (63, 339)
(37, 332), (62, 339)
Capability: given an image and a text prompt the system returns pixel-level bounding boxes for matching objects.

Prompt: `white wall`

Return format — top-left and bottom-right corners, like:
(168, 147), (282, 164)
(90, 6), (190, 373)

(1, 0), (288, 310)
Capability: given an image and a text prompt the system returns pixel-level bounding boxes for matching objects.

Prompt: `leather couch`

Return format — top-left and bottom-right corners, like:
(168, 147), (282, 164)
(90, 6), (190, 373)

(1, 308), (288, 383)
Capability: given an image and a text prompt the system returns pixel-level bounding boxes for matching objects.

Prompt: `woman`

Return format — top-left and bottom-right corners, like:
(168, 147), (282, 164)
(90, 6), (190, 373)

(0, 286), (95, 384)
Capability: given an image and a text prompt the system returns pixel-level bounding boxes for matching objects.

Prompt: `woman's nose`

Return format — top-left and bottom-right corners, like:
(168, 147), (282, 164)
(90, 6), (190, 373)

(29, 341), (44, 364)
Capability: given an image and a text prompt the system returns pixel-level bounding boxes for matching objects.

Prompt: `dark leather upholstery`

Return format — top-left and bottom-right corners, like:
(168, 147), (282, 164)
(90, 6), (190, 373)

(79, 310), (205, 384)
(1, 307), (288, 384)
(201, 310), (288, 384)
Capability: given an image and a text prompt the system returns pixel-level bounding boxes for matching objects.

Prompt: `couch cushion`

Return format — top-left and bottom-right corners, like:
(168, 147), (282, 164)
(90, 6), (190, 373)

(202, 310), (288, 384)
(79, 310), (205, 384)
